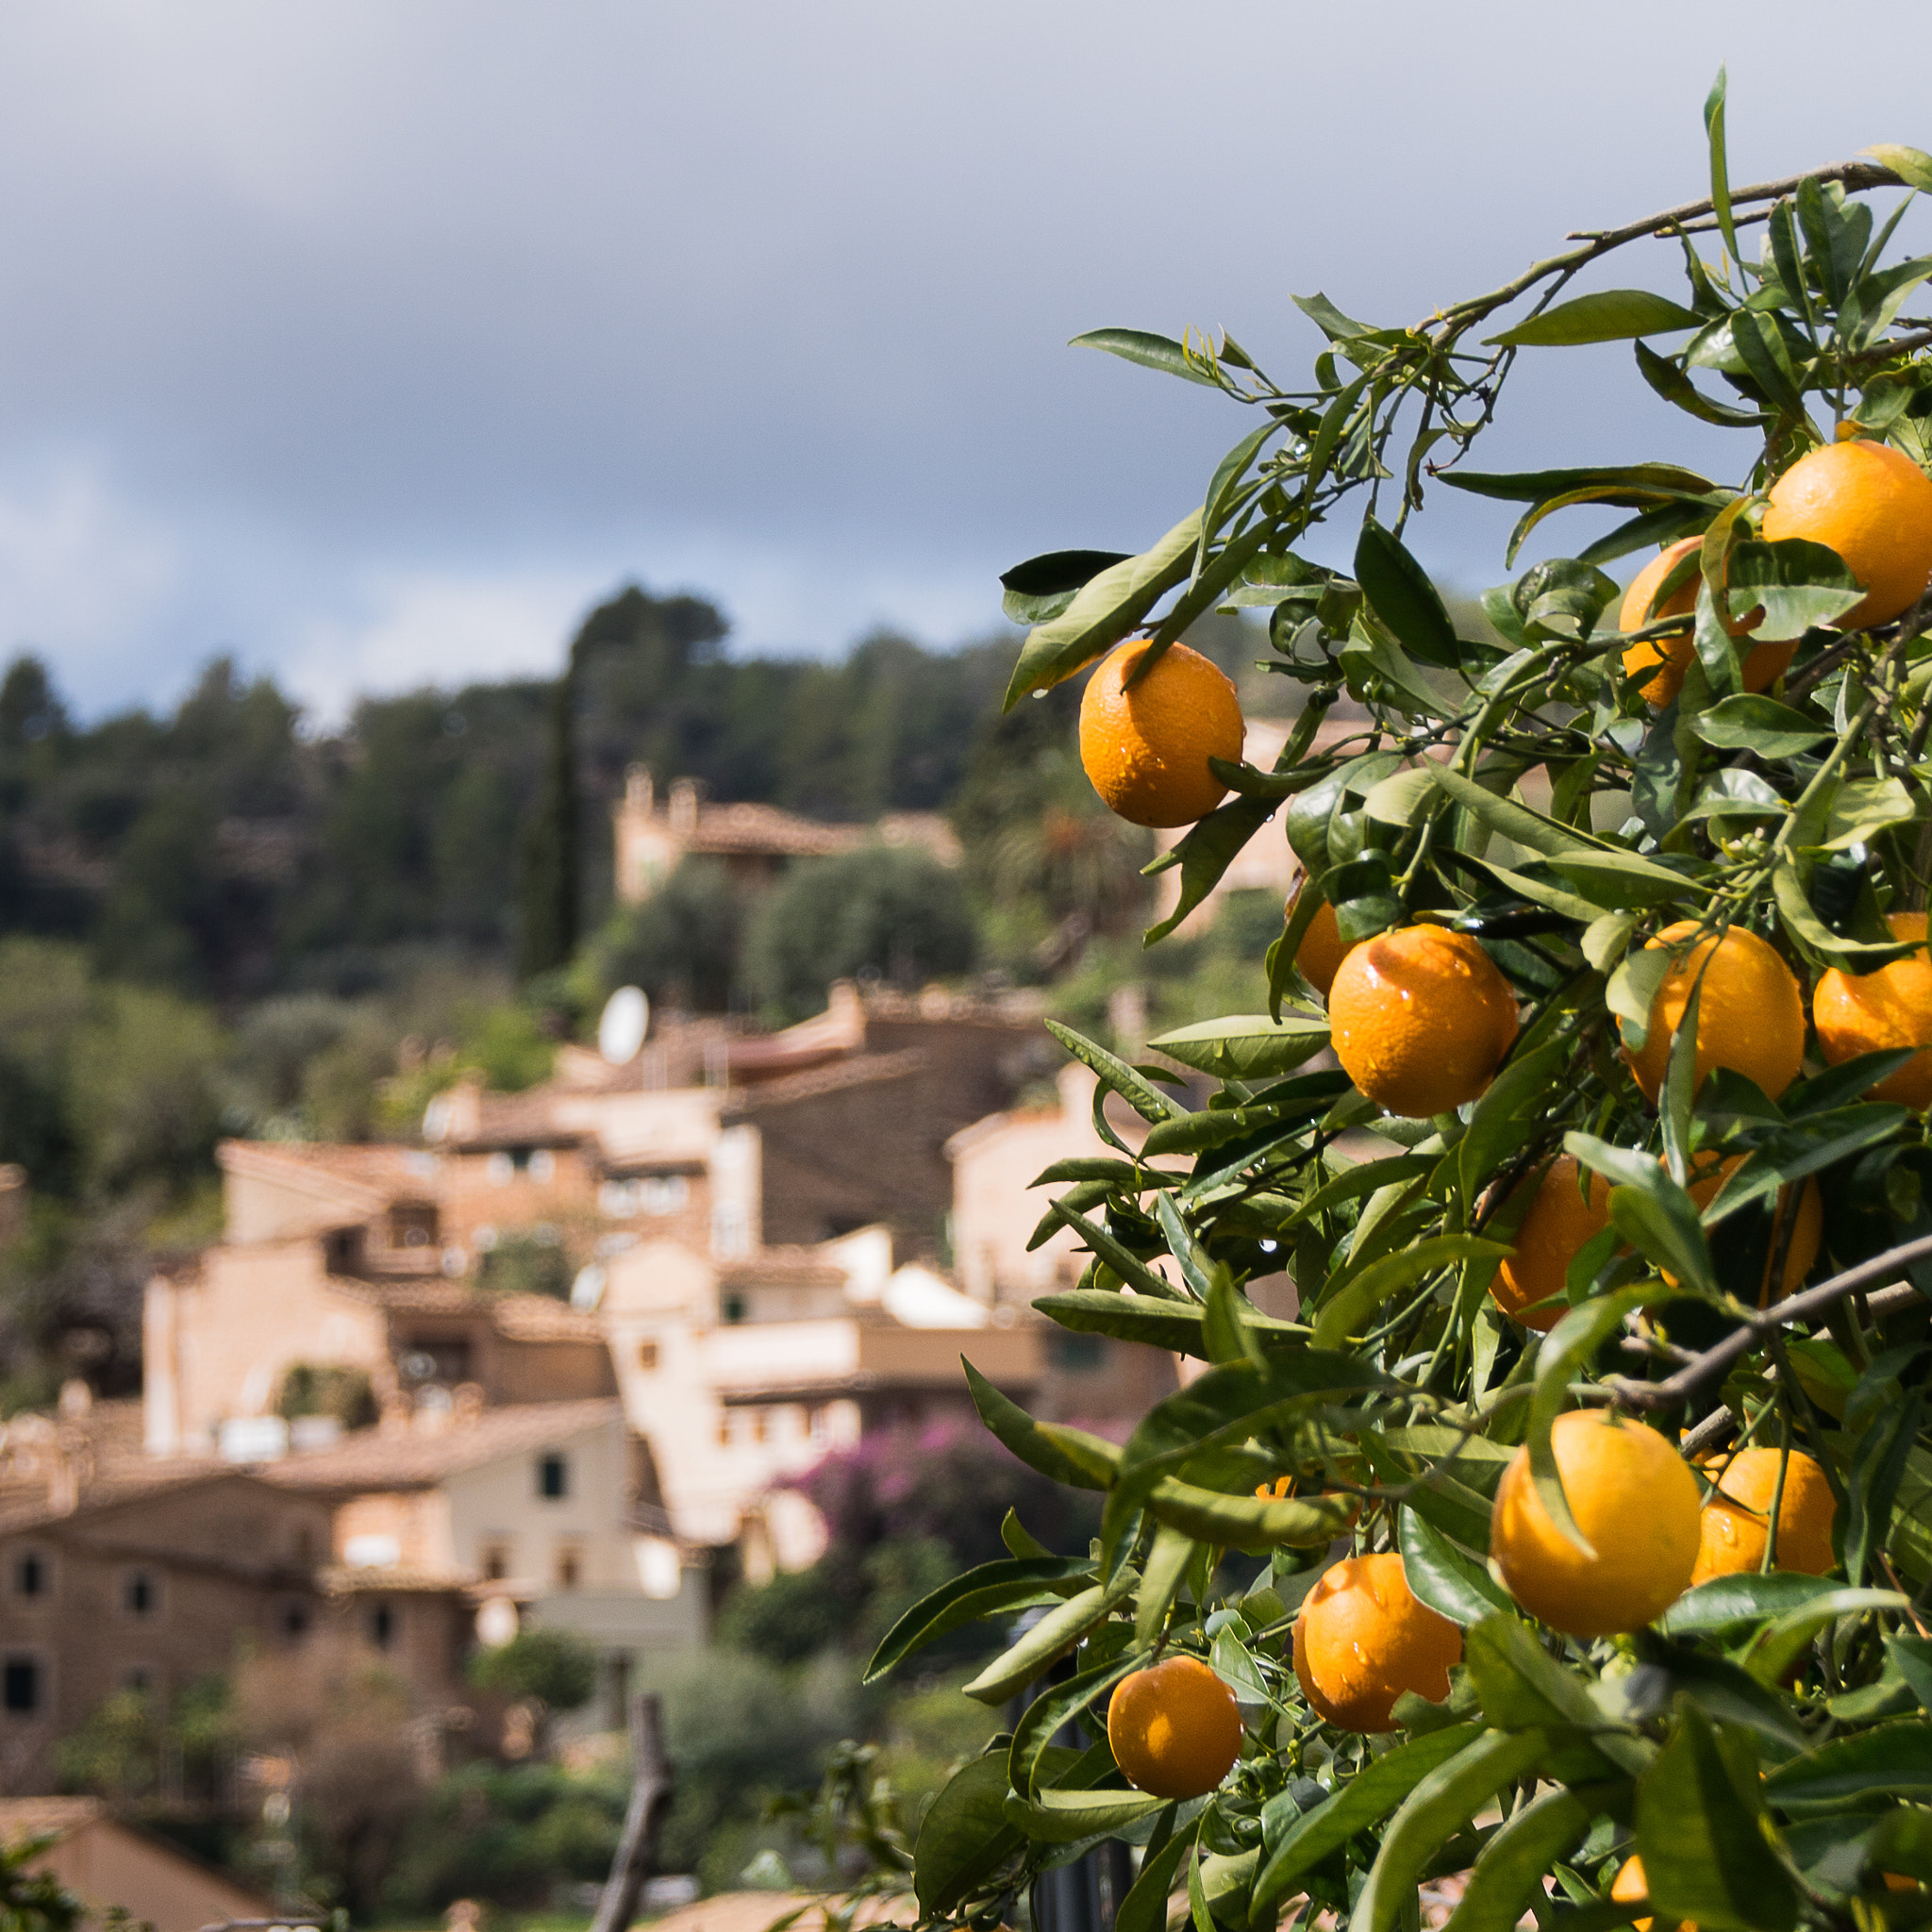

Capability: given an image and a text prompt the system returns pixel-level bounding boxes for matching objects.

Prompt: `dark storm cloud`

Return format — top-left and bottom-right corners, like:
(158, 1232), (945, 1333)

(0, 0), (1924, 714)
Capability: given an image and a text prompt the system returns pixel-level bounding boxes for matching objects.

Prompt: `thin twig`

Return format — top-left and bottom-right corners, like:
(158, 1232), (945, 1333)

(1607, 1239), (1932, 1413)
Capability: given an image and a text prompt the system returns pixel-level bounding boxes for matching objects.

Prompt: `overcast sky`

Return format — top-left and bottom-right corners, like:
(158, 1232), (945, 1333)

(2, 2), (1929, 720)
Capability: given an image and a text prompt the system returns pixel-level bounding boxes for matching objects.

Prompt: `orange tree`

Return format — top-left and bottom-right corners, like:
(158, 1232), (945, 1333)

(865, 82), (1932, 1932)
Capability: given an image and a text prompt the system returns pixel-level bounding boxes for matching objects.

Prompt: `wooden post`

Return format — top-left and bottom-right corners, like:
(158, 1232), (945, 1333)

(591, 1693), (674, 1932)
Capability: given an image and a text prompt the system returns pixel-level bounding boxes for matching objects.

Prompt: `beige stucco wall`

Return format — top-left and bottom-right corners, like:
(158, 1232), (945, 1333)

(28, 1818), (273, 1932)
(144, 1245), (387, 1456)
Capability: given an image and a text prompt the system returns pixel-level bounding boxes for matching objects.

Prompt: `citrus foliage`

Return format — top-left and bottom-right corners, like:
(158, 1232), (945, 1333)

(875, 89), (1932, 1932)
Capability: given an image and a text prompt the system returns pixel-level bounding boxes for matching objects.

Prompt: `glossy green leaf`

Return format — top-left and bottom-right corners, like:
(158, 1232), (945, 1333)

(1689, 694), (1830, 756)
(1441, 1784), (1600, 1932)
(1657, 1573), (1849, 1639)
(913, 1752), (1025, 1916)
(1485, 289), (1704, 348)
(1744, 1590), (1911, 1687)
(1765, 1719), (1932, 1807)
(965, 1359), (1121, 1491)
(1440, 462), (1719, 505)
(1866, 143), (1932, 194)
(1724, 540), (1865, 640)
(1071, 327), (1221, 387)
(1251, 1724), (1483, 1909)
(1115, 1820), (1198, 1932)
(1141, 794), (1278, 946)
(1146, 1475), (1354, 1550)
(963, 1569), (1139, 1704)
(1355, 518), (1460, 668)
(865, 1553), (1095, 1683)
(1147, 1013), (1331, 1080)
(1398, 1507), (1512, 1626)
(1006, 1786), (1171, 1841)
(1311, 1234), (1513, 1349)
(999, 548), (1135, 625)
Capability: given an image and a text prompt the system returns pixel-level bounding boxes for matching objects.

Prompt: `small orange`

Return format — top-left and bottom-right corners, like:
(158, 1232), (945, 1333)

(1619, 536), (1789, 705)
(1684, 1154), (1822, 1306)
(1611, 1856), (1689, 1932)
(1491, 1411), (1702, 1639)
(1491, 1156), (1614, 1332)
(1106, 1655), (1241, 1799)
(1814, 912), (1932, 1110)
(1291, 1554), (1462, 1734)
(1620, 922), (1806, 1105)
(1690, 1447), (1838, 1584)
(1327, 925), (1519, 1118)
(1287, 881), (1350, 999)
(1078, 640), (1244, 827)
(1760, 439), (1932, 631)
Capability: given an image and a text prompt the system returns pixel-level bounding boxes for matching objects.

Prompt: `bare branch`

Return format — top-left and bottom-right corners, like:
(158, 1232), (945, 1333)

(591, 1693), (674, 1932)
(1607, 1236), (1932, 1413)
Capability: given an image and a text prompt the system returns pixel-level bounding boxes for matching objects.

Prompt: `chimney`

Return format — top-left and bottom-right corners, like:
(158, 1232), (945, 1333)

(451, 1382), (486, 1429)
(668, 778), (700, 836)
(625, 765), (655, 814)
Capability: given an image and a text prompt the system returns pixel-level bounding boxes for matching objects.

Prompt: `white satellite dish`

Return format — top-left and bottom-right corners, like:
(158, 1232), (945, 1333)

(598, 985), (650, 1064)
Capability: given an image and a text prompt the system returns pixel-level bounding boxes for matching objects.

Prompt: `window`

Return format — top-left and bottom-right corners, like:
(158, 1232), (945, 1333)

(808, 1407), (830, 1446)
(125, 1570), (158, 1617)
(482, 1541), (510, 1582)
(716, 1414), (733, 1447)
(637, 1341), (659, 1373)
(751, 1409), (769, 1445)
(3, 1657), (40, 1715)
(538, 1454), (570, 1500)
(1049, 1333), (1107, 1373)
(641, 1174), (689, 1215)
(368, 1602), (394, 1649)
(388, 1203), (440, 1250)
(556, 1543), (582, 1591)
(13, 1552), (46, 1598)
(528, 1149), (556, 1184)
(486, 1152), (514, 1186)
(720, 1292), (747, 1324)
(123, 1667), (152, 1694)
(280, 1603), (310, 1641)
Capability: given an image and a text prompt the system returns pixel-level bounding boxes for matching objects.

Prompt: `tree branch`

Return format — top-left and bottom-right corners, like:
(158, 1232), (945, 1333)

(591, 1693), (674, 1932)
(1605, 1235), (1932, 1413)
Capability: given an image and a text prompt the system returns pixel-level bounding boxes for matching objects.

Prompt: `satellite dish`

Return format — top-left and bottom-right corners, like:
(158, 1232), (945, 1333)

(598, 986), (649, 1064)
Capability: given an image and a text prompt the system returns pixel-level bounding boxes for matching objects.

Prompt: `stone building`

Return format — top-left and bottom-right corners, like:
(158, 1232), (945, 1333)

(610, 767), (959, 908)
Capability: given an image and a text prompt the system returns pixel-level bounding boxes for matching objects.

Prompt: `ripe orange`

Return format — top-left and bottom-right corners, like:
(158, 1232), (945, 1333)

(1610, 1856), (1687, 1932)
(1291, 1554), (1462, 1734)
(1491, 1411), (1702, 1638)
(1760, 439), (1932, 631)
(1491, 1156), (1613, 1332)
(1287, 882), (1350, 999)
(1078, 640), (1244, 827)
(1620, 922), (1806, 1105)
(1620, 536), (1789, 705)
(1690, 1447), (1838, 1584)
(1106, 1655), (1241, 1799)
(1684, 1154), (1822, 1306)
(1814, 912), (1932, 1110)
(1327, 925), (1519, 1118)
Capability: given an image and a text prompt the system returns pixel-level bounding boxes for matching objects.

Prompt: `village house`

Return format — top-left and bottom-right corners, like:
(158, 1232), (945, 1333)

(610, 767), (959, 907)
(0, 1442), (334, 1793)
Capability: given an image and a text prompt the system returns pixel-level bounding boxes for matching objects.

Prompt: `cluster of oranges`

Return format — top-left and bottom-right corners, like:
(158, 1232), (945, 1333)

(1107, 1419), (1840, 1805)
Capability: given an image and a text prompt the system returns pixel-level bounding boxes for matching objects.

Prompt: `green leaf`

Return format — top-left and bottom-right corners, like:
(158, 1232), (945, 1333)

(1141, 795), (1278, 946)
(1440, 462), (1719, 506)
(1034, 1291), (1223, 1355)
(999, 548), (1135, 625)
(1145, 1476), (1354, 1550)
(1398, 1507), (1513, 1626)
(1003, 511), (1202, 708)
(1606, 943), (1674, 1049)
(1724, 539), (1864, 640)
(1657, 1573), (1849, 1640)
(1743, 1589), (1911, 1687)
(1765, 1719), (1932, 1807)
(1728, 309), (1812, 426)
(1441, 1785), (1600, 1932)
(1006, 1786), (1172, 1841)
(1485, 289), (1705, 348)
(1115, 1821), (1198, 1932)
(1045, 1018), (1187, 1123)
(1071, 327), (1221, 387)
(1866, 142), (1932, 194)
(1010, 1649), (1143, 1797)
(963, 1569), (1139, 1704)
(1251, 1724), (1484, 1911)
(1689, 694), (1831, 756)
(1426, 762), (1608, 858)
(1146, 1014), (1331, 1080)
(1704, 67), (1739, 265)
(1310, 1235), (1514, 1349)
(1135, 1524), (1198, 1647)
(965, 1358), (1121, 1491)
(1633, 339), (1764, 430)
(913, 1752), (1025, 1916)
(1635, 1704), (1793, 1931)
(1353, 1728), (1557, 1932)
(865, 1554), (1094, 1683)
(1355, 518), (1460, 668)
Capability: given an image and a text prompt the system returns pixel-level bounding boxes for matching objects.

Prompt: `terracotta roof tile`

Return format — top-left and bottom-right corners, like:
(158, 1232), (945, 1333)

(724, 1049), (924, 1116)
(262, 1397), (625, 1491)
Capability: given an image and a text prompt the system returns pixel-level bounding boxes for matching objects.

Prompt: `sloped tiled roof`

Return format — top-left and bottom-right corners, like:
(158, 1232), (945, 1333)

(0, 1463), (271, 1538)
(263, 1398), (625, 1492)
(718, 1248), (850, 1290)
(0, 1797), (104, 1841)
(326, 1281), (605, 1342)
(724, 1049), (924, 1116)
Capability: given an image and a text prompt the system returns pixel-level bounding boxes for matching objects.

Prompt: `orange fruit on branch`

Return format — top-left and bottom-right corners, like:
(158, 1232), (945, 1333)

(1813, 912), (1932, 1111)
(1078, 640), (1244, 827)
(1327, 924), (1519, 1118)
(1690, 1446), (1837, 1585)
(1291, 1553), (1461, 1734)
(1286, 881), (1349, 999)
(1620, 921), (1806, 1105)
(1491, 1410), (1701, 1638)
(1619, 535), (1787, 706)
(1610, 1856), (1689, 1932)
(1491, 1155), (1615, 1332)
(1106, 1654), (1241, 1799)
(1759, 438), (1932, 631)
